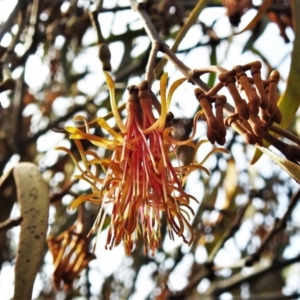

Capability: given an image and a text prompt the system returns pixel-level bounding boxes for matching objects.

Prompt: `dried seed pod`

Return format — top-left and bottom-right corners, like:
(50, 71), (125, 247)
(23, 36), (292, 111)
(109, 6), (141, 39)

(216, 135), (226, 146)
(254, 135), (263, 146)
(225, 115), (257, 145)
(234, 65), (260, 115)
(98, 43), (112, 71)
(260, 108), (272, 125)
(195, 88), (219, 133)
(239, 118), (264, 145)
(207, 124), (217, 144)
(272, 107), (282, 124)
(267, 70), (280, 117)
(239, 119), (254, 135)
(218, 72), (249, 120)
(250, 61), (269, 109)
(221, 0), (252, 26)
(248, 114), (266, 137)
(215, 96), (227, 141)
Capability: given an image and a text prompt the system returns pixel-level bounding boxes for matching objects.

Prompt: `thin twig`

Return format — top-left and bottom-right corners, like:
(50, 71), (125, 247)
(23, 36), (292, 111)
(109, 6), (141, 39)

(245, 188), (300, 266)
(154, 0), (207, 77)
(129, 0), (238, 118)
(89, 10), (104, 44)
(172, 202), (251, 299)
(94, 0), (104, 13)
(49, 179), (79, 204)
(145, 41), (160, 85)
(207, 200), (251, 263)
(204, 254), (300, 297)
(129, 1), (212, 92)
(20, 87), (126, 144)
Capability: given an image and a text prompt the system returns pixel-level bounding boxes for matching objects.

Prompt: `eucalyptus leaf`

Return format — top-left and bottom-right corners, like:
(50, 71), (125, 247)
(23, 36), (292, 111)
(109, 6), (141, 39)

(257, 146), (300, 184)
(13, 163), (49, 300)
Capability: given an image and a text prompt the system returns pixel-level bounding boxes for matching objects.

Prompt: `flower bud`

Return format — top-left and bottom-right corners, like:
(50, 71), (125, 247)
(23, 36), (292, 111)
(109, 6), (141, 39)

(98, 43), (112, 71)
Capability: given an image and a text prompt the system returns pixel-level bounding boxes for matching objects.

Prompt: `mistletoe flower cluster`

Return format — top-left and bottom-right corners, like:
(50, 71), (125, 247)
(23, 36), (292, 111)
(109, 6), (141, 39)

(57, 73), (223, 255)
(194, 61), (282, 146)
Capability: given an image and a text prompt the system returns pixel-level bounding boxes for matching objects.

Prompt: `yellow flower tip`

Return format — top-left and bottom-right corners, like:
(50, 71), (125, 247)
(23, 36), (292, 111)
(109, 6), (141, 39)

(103, 71), (127, 133)
(65, 126), (77, 134)
(73, 115), (86, 122)
(166, 77), (186, 109)
(55, 146), (66, 151)
(68, 204), (76, 211)
(103, 71), (113, 88)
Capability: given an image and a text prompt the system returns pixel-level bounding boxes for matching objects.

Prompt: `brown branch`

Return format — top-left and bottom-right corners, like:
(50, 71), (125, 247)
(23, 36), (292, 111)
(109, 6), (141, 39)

(49, 179), (79, 204)
(231, 292), (300, 300)
(89, 10), (104, 44)
(170, 188), (300, 299)
(145, 41), (160, 86)
(203, 254), (300, 297)
(19, 92), (107, 145)
(96, 3), (291, 14)
(207, 200), (251, 263)
(245, 188), (300, 266)
(171, 201), (251, 299)
(0, 216), (23, 232)
(128, 1), (238, 117)
(94, 0), (104, 13)
(129, 0), (210, 91)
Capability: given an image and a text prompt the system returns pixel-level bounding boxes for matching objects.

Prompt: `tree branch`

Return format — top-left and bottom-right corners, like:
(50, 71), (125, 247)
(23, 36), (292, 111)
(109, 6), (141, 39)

(204, 254), (300, 297)
(0, 0), (29, 43)
(0, 216), (23, 232)
(245, 188), (300, 266)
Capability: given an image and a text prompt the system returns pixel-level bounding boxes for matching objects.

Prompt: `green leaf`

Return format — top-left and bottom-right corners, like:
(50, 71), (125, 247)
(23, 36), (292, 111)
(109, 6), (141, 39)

(257, 146), (300, 183)
(208, 44), (217, 87)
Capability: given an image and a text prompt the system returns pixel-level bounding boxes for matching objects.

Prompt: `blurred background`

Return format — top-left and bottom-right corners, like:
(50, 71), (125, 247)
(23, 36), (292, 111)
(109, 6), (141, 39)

(0, 0), (299, 299)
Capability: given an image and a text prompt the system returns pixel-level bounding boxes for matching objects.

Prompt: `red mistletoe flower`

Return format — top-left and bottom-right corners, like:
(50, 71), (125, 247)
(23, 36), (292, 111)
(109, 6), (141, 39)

(57, 72), (226, 255)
